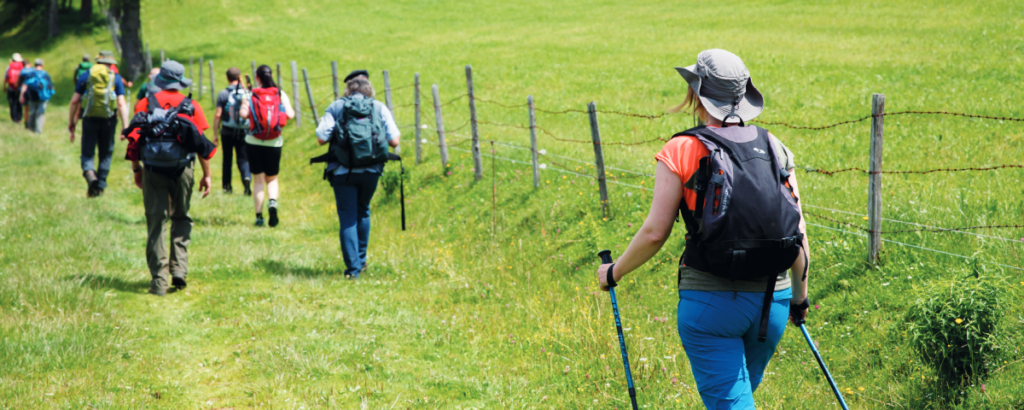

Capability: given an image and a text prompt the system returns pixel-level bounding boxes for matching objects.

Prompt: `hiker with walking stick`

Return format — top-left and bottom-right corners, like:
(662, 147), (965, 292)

(312, 70), (401, 279)
(595, 49), (811, 409)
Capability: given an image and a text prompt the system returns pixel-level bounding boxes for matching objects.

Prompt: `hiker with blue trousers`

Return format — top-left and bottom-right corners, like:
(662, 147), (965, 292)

(20, 58), (55, 134)
(67, 51), (130, 197)
(594, 49), (810, 409)
(213, 67), (252, 195)
(314, 70), (400, 279)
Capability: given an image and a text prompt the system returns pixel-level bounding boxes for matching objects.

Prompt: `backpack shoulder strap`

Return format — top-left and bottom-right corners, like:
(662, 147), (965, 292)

(671, 125), (709, 139)
(146, 93), (161, 113)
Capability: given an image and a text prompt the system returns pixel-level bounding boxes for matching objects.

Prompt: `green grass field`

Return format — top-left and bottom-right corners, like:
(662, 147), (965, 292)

(2, 0), (1023, 408)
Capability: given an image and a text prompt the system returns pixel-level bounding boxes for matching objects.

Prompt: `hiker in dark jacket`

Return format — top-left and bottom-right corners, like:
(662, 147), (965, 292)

(213, 67), (252, 195)
(594, 49), (810, 410)
(314, 70), (400, 279)
(124, 60), (215, 296)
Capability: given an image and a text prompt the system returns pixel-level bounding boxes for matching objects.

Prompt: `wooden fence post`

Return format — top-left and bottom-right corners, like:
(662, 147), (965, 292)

(208, 60), (215, 109)
(529, 95), (539, 189)
(331, 61), (339, 100)
(466, 65), (482, 181)
(251, 61), (257, 83)
(588, 102), (610, 219)
(159, 49), (164, 63)
(188, 56), (193, 94)
(276, 63), (281, 89)
(302, 68), (319, 123)
(144, 43), (152, 74)
(868, 93), (885, 264)
(414, 73), (422, 164)
(197, 56), (203, 99)
(431, 84), (449, 168)
(291, 61), (300, 129)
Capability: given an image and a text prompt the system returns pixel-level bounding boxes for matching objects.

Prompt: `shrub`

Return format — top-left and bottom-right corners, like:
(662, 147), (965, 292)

(905, 271), (1003, 387)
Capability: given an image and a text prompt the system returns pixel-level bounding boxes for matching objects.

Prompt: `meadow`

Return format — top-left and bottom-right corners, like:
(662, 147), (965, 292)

(1, 0), (1023, 408)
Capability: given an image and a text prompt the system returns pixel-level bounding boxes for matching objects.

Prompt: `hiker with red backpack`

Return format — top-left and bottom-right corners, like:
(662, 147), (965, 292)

(5, 53), (24, 124)
(239, 64), (295, 227)
(213, 67), (252, 195)
(312, 70), (401, 279)
(123, 60), (215, 296)
(594, 49), (810, 409)
(20, 58), (55, 134)
(67, 51), (130, 197)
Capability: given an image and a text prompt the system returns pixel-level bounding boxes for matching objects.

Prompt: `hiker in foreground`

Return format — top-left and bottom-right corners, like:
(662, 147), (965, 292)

(4, 53), (24, 124)
(238, 64), (294, 226)
(19, 58), (56, 134)
(123, 60), (215, 296)
(314, 70), (400, 279)
(67, 51), (130, 197)
(594, 49), (810, 409)
(213, 67), (252, 195)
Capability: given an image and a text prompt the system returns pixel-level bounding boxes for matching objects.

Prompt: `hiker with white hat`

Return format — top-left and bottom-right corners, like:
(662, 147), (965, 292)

(595, 49), (810, 409)
(4, 53), (25, 124)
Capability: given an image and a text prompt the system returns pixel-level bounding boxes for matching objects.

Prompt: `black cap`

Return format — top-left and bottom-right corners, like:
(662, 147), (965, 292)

(344, 69), (369, 83)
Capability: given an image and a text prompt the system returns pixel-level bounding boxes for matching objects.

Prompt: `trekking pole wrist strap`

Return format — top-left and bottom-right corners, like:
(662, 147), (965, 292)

(607, 263), (617, 288)
(792, 297), (810, 311)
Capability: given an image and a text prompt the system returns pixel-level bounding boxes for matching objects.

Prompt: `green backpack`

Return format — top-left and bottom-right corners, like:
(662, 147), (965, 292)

(83, 65), (118, 118)
(73, 62), (92, 83)
(329, 97), (388, 168)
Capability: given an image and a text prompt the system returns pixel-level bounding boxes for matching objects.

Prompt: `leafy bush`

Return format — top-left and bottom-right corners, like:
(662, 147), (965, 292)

(905, 271), (1003, 387)
(379, 166), (402, 199)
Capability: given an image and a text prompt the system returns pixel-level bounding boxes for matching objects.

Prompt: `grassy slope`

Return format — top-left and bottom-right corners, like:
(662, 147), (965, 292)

(1, 0), (1023, 408)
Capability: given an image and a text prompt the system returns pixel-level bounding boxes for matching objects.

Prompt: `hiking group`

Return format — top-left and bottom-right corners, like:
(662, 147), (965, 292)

(5, 53), (56, 134)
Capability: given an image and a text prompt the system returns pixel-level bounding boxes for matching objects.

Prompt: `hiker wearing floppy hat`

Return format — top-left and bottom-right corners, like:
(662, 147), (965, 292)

(124, 60), (216, 296)
(68, 51), (131, 197)
(595, 49), (811, 409)
(5, 53), (25, 124)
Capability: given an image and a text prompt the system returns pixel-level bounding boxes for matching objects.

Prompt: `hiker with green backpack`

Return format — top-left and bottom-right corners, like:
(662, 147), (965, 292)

(67, 51), (130, 197)
(594, 49), (810, 409)
(19, 58), (55, 134)
(313, 70), (401, 279)
(73, 54), (92, 84)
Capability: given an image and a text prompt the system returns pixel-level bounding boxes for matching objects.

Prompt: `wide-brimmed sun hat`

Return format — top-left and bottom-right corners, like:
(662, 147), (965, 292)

(96, 50), (117, 65)
(675, 49), (764, 123)
(152, 60), (192, 91)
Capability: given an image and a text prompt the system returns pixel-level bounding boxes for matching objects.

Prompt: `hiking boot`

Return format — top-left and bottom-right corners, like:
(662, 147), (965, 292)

(255, 216), (265, 227)
(268, 206), (278, 228)
(172, 276), (187, 291)
(84, 170), (99, 197)
(223, 186), (233, 194)
(94, 187), (104, 197)
(242, 178), (252, 196)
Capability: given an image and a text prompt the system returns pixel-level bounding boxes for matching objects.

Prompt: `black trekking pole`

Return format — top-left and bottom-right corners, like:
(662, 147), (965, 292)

(598, 250), (639, 410)
(387, 152), (406, 231)
(796, 317), (850, 410)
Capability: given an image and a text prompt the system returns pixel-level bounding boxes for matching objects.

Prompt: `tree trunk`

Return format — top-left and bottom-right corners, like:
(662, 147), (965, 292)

(48, 0), (60, 38)
(80, 0), (93, 21)
(117, 0), (143, 81)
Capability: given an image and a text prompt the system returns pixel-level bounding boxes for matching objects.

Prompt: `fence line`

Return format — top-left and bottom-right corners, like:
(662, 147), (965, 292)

(798, 164), (1024, 176)
(807, 223), (1024, 272)
(804, 204), (1024, 244)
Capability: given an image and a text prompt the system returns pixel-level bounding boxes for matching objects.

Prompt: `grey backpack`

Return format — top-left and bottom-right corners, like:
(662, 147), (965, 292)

(136, 94), (195, 174)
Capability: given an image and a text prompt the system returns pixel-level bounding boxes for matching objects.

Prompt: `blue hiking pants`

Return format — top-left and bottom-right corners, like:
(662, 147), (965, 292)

(677, 288), (792, 409)
(330, 172), (380, 277)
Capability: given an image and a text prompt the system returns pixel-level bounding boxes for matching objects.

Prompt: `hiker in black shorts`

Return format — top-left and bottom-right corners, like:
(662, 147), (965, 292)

(213, 67), (252, 195)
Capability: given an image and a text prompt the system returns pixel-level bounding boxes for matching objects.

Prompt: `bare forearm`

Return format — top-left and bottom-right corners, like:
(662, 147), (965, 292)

(791, 217), (810, 303)
(611, 224), (671, 281)
(68, 101), (80, 125)
(199, 157), (211, 176)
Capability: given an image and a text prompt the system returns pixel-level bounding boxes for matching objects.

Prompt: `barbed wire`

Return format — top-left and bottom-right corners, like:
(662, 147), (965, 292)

(804, 209), (1024, 243)
(797, 164), (1024, 176)
(807, 222), (1023, 272)
(756, 110), (1024, 130)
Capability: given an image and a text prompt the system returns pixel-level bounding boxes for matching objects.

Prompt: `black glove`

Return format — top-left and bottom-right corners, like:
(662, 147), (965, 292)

(790, 297), (810, 326)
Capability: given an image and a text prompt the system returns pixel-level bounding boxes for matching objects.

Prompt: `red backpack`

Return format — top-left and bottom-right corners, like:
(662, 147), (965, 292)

(249, 87), (287, 140)
(5, 61), (24, 91)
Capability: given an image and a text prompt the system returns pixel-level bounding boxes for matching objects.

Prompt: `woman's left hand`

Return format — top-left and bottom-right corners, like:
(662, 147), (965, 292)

(597, 263), (613, 292)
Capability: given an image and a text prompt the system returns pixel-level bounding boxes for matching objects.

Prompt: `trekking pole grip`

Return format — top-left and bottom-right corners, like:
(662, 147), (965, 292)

(598, 250), (613, 264)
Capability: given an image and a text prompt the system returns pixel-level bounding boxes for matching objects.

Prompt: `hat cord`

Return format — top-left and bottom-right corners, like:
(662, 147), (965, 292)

(723, 96), (745, 127)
